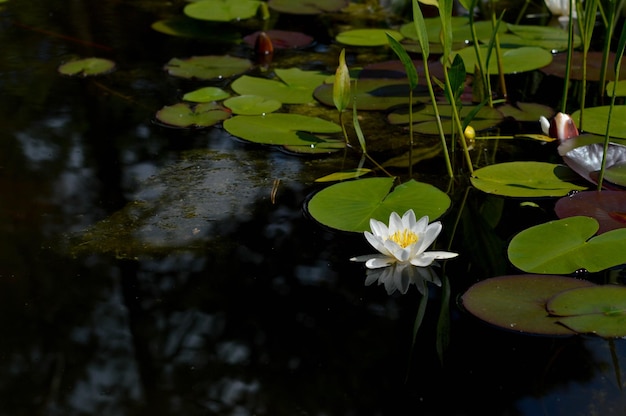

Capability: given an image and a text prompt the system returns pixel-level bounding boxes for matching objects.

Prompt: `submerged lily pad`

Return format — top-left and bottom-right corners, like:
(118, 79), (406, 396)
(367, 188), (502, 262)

(471, 162), (587, 197)
(223, 95), (281, 115)
(306, 177), (451, 232)
(555, 191), (626, 234)
(453, 46), (553, 75)
(223, 113), (341, 146)
(232, 68), (328, 104)
(164, 55), (252, 80)
(268, 0), (348, 14)
(462, 275), (595, 335)
(155, 102), (231, 128)
(547, 285), (626, 338)
(507, 216), (626, 274)
(58, 57), (115, 77)
(184, 0), (262, 22)
(183, 86), (230, 102)
(336, 29), (403, 47)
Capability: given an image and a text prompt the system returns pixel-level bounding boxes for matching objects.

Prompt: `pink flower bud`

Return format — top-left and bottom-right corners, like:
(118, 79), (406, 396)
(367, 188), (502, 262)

(539, 112), (579, 142)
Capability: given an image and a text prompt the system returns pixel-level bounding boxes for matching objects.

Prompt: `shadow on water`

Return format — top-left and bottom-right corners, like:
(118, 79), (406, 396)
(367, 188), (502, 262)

(0, 0), (625, 415)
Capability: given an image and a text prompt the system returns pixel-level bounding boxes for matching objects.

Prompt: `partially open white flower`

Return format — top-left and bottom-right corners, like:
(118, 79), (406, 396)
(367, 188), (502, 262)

(539, 112), (579, 142)
(350, 209), (458, 269)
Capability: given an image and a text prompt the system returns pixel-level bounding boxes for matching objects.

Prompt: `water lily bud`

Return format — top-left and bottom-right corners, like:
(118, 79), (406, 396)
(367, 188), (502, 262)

(255, 32), (274, 67)
(464, 125), (476, 141)
(540, 112), (579, 142)
(333, 48), (351, 112)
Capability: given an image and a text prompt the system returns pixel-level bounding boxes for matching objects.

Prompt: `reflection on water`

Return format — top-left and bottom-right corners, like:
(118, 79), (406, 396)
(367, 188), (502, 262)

(0, 0), (625, 415)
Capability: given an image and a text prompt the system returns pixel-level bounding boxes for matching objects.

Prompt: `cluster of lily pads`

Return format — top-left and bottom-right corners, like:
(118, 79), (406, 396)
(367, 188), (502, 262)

(59, 0), (626, 338)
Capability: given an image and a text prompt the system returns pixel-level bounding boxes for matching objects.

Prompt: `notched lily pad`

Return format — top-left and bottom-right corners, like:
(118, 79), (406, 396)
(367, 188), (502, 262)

(496, 102), (554, 122)
(471, 161), (588, 197)
(454, 46), (553, 75)
(184, 0), (262, 22)
(232, 68), (328, 104)
(183, 86), (231, 102)
(155, 102), (231, 128)
(223, 95), (281, 115)
(547, 285), (626, 338)
(500, 24), (581, 51)
(268, 0), (349, 14)
(164, 55), (252, 80)
(461, 275), (595, 335)
(58, 57), (116, 77)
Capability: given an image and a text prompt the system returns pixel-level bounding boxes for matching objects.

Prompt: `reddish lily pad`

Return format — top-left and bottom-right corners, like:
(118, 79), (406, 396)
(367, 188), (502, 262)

(359, 60), (445, 86)
(555, 191), (626, 234)
(243, 30), (314, 49)
(268, 0), (349, 14)
(560, 142), (626, 188)
(461, 275), (596, 335)
(155, 102), (231, 128)
(164, 55), (252, 80)
(541, 51), (626, 81)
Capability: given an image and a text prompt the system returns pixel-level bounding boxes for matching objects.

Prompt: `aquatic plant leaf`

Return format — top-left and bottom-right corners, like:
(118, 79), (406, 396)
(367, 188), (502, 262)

(359, 60), (446, 86)
(571, 106), (626, 139)
(604, 163), (626, 187)
(507, 216), (626, 274)
(547, 285), (626, 338)
(314, 78), (427, 110)
(184, 0), (261, 22)
(606, 80), (626, 97)
(500, 24), (581, 51)
(461, 275), (595, 335)
(382, 142), (441, 168)
(268, 0), (348, 14)
(336, 29), (403, 47)
(223, 113), (341, 146)
(223, 95), (281, 115)
(151, 17), (241, 41)
(387, 104), (503, 135)
(315, 168), (372, 182)
(164, 55), (252, 80)
(306, 177), (451, 232)
(232, 68), (328, 104)
(386, 33), (418, 89)
(555, 191), (626, 234)
(400, 17), (504, 44)
(58, 57), (115, 76)
(155, 102), (231, 128)
(183, 86), (230, 102)
(496, 102), (554, 122)
(453, 46), (552, 74)
(541, 51), (626, 81)
(243, 30), (314, 49)
(470, 162), (587, 197)
(283, 141), (345, 154)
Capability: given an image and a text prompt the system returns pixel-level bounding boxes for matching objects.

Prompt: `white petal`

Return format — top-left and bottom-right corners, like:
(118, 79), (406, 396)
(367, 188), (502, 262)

(350, 254), (383, 262)
(401, 209), (417, 229)
(383, 239), (410, 262)
(539, 115), (550, 136)
(364, 231), (392, 257)
(369, 218), (388, 239)
(388, 211), (403, 234)
(420, 221), (442, 249)
(366, 257), (396, 269)
(409, 255), (436, 267)
(426, 250), (459, 260)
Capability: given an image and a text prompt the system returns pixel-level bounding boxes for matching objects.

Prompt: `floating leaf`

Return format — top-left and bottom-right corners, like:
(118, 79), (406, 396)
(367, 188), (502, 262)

(184, 0), (261, 22)
(151, 17), (241, 41)
(283, 141), (345, 154)
(223, 113), (341, 146)
(183, 86), (230, 102)
(555, 191), (626, 234)
(223, 95), (281, 115)
(359, 59), (445, 86)
(164, 55), (252, 80)
(496, 102), (554, 122)
(243, 30), (314, 49)
(453, 46), (552, 75)
(547, 285), (626, 338)
(268, 0), (349, 14)
(500, 24), (581, 51)
(58, 57), (115, 77)
(382, 142), (442, 168)
(462, 275), (595, 335)
(541, 51), (626, 81)
(336, 29), (403, 47)
(606, 80), (626, 97)
(232, 68), (328, 104)
(399, 16), (496, 45)
(508, 216), (626, 274)
(306, 177), (451, 232)
(571, 106), (626, 139)
(315, 168), (372, 182)
(561, 142), (626, 187)
(387, 104), (503, 135)
(471, 162), (587, 197)
(155, 102), (231, 128)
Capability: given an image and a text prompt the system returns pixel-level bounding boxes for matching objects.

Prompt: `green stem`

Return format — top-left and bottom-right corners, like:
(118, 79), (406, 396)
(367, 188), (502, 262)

(443, 65), (474, 175)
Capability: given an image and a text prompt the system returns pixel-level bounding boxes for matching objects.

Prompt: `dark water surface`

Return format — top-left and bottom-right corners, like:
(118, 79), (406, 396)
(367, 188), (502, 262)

(1, 1), (625, 415)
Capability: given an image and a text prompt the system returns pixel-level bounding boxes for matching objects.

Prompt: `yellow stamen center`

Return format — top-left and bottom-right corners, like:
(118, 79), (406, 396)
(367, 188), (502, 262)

(389, 229), (418, 248)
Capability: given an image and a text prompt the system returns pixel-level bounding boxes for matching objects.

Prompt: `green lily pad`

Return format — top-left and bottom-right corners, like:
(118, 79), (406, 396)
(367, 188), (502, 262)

(268, 0), (348, 14)
(541, 51), (626, 81)
(283, 140), (345, 154)
(183, 87), (231, 102)
(571, 106), (626, 139)
(58, 57), (115, 77)
(231, 68), (328, 104)
(315, 168), (372, 182)
(151, 17), (241, 42)
(155, 102), (231, 128)
(499, 24), (581, 51)
(604, 163), (626, 187)
(223, 95), (281, 115)
(461, 275), (595, 335)
(387, 104), (504, 135)
(306, 177), (451, 232)
(471, 162), (588, 197)
(508, 216), (626, 274)
(606, 80), (626, 97)
(399, 16), (494, 44)
(453, 46), (553, 75)
(547, 285), (626, 338)
(496, 102), (554, 122)
(314, 78), (427, 111)
(223, 113), (341, 146)
(184, 0), (261, 22)
(555, 190), (626, 234)
(336, 29), (403, 47)
(164, 55), (252, 80)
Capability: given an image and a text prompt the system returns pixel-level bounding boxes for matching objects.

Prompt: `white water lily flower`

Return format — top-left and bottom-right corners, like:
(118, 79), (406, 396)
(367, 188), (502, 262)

(350, 209), (458, 269)
(364, 262), (441, 295)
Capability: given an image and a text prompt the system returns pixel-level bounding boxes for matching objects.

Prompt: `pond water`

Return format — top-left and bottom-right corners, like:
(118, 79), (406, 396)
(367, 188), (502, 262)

(1, 0), (626, 415)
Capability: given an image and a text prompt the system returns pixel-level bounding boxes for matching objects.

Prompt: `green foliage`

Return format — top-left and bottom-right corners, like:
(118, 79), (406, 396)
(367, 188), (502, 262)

(58, 57), (115, 77)
(155, 103), (231, 128)
(453, 46), (552, 75)
(508, 216), (626, 274)
(164, 55), (252, 80)
(571, 106), (626, 139)
(183, 87), (230, 102)
(232, 68), (328, 104)
(223, 95), (281, 115)
(307, 178), (451, 232)
(184, 0), (262, 22)
(336, 29), (403, 46)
